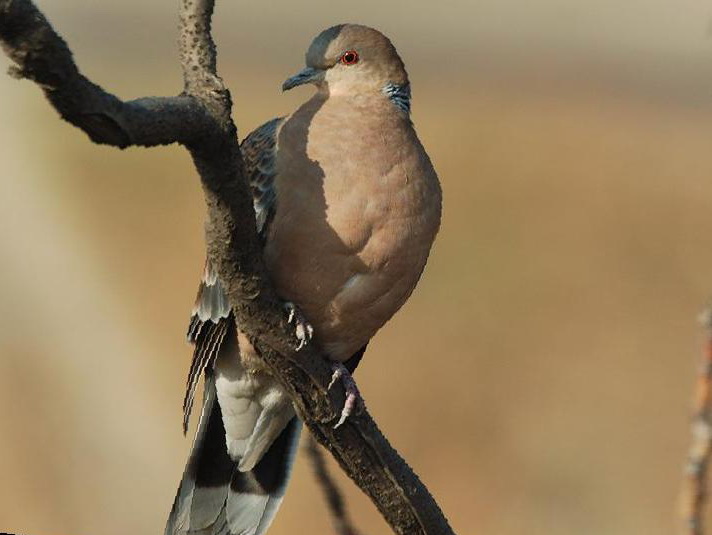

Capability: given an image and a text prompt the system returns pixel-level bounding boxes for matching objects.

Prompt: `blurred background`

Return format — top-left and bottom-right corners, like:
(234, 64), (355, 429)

(2, 1), (712, 534)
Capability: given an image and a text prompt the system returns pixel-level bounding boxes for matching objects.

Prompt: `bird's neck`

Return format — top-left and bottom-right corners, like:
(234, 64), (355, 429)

(305, 88), (412, 124)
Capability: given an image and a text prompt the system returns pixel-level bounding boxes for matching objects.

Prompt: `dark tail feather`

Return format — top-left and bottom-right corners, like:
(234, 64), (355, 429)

(166, 374), (301, 535)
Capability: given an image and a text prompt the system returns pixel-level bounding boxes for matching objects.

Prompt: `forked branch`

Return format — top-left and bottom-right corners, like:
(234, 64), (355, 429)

(0, 1), (455, 534)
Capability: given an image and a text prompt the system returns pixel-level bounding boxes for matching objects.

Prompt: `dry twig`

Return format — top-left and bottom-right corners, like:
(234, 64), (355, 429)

(0, 1), (454, 534)
(682, 306), (712, 535)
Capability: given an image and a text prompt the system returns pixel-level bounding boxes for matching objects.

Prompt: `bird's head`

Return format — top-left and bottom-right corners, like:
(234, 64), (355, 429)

(282, 24), (409, 102)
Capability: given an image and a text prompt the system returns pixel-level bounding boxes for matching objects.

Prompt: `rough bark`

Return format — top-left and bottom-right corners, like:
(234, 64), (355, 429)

(0, 1), (455, 534)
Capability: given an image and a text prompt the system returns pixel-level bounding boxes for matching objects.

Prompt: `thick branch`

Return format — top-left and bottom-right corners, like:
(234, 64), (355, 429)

(0, 1), (455, 534)
(0, 0), (212, 147)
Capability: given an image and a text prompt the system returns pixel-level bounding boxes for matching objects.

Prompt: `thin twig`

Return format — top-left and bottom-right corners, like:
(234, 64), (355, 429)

(0, 2), (455, 533)
(306, 436), (363, 535)
(682, 306), (712, 535)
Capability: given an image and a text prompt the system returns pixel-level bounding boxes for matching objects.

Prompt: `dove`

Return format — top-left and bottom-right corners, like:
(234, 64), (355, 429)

(166, 23), (442, 535)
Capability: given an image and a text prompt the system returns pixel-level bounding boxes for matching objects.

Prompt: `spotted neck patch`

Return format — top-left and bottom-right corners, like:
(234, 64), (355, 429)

(382, 83), (411, 114)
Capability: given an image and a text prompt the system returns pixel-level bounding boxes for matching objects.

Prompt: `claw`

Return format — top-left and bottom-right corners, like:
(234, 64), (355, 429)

(283, 301), (314, 351)
(328, 362), (362, 428)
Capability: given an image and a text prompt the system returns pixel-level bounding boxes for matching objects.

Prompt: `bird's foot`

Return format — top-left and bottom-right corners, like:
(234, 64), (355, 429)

(284, 301), (314, 351)
(328, 362), (362, 428)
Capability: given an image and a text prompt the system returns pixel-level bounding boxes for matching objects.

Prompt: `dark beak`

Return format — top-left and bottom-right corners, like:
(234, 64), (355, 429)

(282, 67), (323, 91)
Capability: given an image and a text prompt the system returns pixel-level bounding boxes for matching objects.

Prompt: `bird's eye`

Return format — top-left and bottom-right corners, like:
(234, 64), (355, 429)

(340, 50), (359, 65)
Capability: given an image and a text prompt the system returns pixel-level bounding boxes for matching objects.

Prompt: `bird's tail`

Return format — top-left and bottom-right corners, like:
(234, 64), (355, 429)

(166, 373), (301, 535)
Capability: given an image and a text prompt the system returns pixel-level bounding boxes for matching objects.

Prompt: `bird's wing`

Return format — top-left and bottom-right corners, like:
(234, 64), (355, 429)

(243, 117), (284, 240)
(182, 261), (232, 433)
(182, 117), (285, 432)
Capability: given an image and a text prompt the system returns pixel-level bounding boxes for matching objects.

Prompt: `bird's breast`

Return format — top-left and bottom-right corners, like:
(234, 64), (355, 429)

(265, 95), (441, 360)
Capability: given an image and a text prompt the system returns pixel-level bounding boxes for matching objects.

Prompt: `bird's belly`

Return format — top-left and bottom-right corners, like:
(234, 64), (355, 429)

(264, 194), (436, 360)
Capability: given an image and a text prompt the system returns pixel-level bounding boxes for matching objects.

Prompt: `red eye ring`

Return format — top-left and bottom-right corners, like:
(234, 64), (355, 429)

(340, 50), (359, 65)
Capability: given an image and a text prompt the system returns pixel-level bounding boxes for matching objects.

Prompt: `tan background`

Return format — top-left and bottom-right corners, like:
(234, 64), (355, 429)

(2, 1), (712, 534)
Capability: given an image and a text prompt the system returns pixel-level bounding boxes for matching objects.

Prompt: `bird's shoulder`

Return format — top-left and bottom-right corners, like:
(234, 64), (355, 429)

(241, 117), (286, 236)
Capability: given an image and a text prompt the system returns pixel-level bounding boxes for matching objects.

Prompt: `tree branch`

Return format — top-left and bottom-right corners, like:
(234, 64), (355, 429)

(0, 1), (455, 534)
(0, 0), (212, 147)
(682, 306), (712, 535)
